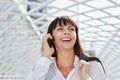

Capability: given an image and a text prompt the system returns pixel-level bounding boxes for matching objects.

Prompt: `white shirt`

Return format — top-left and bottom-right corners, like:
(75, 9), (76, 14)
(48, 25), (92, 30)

(26, 56), (107, 80)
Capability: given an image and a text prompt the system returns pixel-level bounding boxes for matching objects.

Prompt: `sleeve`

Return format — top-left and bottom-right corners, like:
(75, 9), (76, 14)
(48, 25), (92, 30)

(26, 57), (51, 80)
(89, 61), (108, 80)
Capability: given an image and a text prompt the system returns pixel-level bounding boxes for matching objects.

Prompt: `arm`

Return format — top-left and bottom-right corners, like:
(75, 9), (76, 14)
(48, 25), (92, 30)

(26, 57), (51, 80)
(79, 60), (107, 80)
(26, 34), (54, 80)
(79, 60), (91, 80)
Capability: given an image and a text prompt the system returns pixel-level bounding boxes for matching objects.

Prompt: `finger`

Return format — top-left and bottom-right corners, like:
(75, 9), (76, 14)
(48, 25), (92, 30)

(80, 60), (89, 65)
(79, 60), (90, 69)
(79, 64), (84, 69)
(47, 33), (53, 39)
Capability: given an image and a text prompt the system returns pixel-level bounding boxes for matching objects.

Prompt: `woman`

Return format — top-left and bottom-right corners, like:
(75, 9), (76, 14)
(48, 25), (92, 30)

(27, 16), (107, 80)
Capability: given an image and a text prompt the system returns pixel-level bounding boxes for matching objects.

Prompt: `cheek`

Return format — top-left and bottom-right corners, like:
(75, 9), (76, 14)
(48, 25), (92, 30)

(53, 31), (58, 39)
(52, 31), (60, 43)
(73, 32), (77, 39)
(72, 32), (77, 43)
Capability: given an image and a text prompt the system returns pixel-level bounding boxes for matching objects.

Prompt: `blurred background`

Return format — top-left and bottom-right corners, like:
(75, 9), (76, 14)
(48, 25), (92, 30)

(0, 0), (120, 80)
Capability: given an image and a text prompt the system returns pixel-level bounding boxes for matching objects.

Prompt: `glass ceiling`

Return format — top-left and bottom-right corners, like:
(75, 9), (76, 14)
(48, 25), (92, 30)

(0, 0), (120, 80)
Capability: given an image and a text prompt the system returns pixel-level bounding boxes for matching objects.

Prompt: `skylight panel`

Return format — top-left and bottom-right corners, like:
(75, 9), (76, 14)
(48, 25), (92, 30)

(114, 24), (120, 29)
(68, 4), (93, 13)
(97, 37), (109, 41)
(117, 32), (120, 36)
(78, 4), (93, 13)
(84, 20), (105, 26)
(95, 41), (106, 45)
(78, 15), (90, 21)
(82, 43), (94, 49)
(86, 0), (115, 9)
(83, 37), (97, 41)
(84, 27), (101, 32)
(99, 25), (117, 31)
(49, 0), (75, 9)
(78, 23), (89, 28)
(79, 35), (86, 39)
(98, 31), (112, 36)
(114, 36), (120, 42)
(104, 7), (120, 16)
(93, 44), (104, 49)
(82, 42), (92, 45)
(79, 29), (88, 34)
(110, 41), (118, 46)
(94, 48), (102, 54)
(0, 4), (12, 11)
(85, 33), (98, 37)
(46, 8), (58, 13)
(101, 17), (120, 24)
(67, 5), (78, 12)
(85, 10), (109, 18)
(110, 31), (116, 35)
(83, 46), (91, 50)
(53, 10), (75, 16)
(111, 0), (120, 5)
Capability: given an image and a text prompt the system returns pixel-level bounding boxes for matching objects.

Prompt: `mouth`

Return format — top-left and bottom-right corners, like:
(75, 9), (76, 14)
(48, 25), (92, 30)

(61, 37), (71, 42)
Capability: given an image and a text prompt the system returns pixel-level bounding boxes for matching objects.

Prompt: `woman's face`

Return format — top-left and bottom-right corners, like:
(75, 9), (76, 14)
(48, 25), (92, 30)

(52, 23), (76, 50)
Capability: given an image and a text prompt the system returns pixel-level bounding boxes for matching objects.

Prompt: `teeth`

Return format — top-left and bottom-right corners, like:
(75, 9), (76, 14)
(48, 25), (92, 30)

(62, 38), (70, 40)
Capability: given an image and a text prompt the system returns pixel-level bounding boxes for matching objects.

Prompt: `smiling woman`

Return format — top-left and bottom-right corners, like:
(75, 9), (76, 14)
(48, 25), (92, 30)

(26, 16), (107, 80)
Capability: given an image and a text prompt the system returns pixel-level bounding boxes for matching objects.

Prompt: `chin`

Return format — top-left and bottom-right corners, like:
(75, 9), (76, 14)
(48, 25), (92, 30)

(62, 46), (73, 49)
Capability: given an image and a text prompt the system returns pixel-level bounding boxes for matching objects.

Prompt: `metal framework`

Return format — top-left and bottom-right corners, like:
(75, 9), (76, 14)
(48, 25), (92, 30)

(0, 0), (120, 80)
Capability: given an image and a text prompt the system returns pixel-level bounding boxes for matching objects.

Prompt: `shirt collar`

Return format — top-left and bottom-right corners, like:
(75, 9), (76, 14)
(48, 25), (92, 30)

(51, 55), (79, 67)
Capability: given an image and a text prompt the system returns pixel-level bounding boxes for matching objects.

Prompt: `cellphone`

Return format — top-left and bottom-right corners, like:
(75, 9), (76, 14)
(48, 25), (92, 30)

(47, 38), (53, 48)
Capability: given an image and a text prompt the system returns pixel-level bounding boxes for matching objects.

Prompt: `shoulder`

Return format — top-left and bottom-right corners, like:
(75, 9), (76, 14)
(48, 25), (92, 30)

(88, 61), (107, 79)
(89, 61), (102, 69)
(89, 61), (105, 75)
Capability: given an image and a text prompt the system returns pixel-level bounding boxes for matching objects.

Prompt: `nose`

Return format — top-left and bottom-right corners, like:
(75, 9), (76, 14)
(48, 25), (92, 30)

(64, 29), (70, 35)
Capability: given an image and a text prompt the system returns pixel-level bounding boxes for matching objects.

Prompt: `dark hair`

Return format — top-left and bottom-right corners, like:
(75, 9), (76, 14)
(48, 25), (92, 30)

(47, 15), (83, 57)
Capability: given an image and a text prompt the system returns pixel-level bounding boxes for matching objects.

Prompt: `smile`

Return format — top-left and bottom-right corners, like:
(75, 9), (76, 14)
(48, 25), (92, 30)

(61, 37), (71, 42)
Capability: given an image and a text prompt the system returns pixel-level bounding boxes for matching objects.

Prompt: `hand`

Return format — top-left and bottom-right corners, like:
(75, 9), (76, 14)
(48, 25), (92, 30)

(79, 60), (90, 80)
(41, 34), (55, 58)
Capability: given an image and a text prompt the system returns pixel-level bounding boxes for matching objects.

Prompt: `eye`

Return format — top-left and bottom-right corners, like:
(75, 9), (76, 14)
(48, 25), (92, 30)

(57, 27), (63, 31)
(69, 27), (75, 31)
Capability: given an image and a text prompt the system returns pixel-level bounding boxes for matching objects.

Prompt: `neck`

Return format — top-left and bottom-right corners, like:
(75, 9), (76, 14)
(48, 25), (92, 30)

(56, 49), (75, 67)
